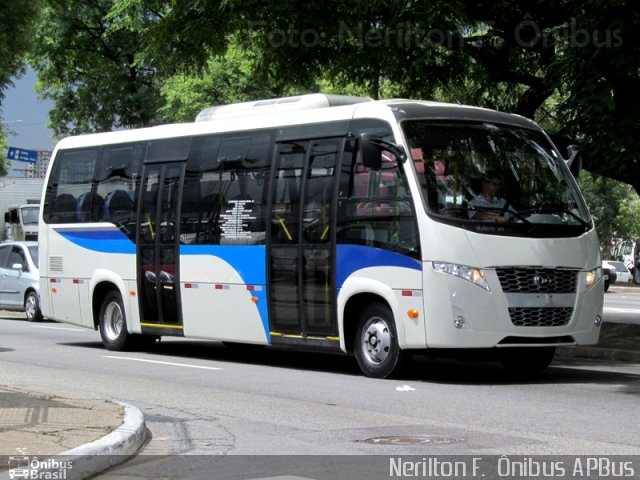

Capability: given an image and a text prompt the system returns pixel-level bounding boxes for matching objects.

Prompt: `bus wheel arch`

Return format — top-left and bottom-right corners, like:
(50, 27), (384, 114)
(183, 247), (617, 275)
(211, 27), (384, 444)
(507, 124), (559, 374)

(92, 281), (120, 331)
(343, 293), (407, 378)
(97, 289), (135, 351)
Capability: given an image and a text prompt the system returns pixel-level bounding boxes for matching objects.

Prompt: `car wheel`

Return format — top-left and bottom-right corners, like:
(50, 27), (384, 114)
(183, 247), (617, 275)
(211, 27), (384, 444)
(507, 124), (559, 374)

(99, 291), (135, 351)
(353, 303), (407, 378)
(24, 291), (43, 322)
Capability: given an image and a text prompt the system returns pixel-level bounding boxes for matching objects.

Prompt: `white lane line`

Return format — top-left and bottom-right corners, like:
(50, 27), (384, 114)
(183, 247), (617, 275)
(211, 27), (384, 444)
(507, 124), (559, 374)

(104, 355), (222, 371)
(30, 325), (86, 332)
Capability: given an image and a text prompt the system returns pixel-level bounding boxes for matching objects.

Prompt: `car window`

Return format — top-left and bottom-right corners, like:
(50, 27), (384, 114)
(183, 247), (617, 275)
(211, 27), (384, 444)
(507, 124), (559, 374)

(8, 247), (26, 270)
(0, 245), (11, 268)
(28, 246), (39, 266)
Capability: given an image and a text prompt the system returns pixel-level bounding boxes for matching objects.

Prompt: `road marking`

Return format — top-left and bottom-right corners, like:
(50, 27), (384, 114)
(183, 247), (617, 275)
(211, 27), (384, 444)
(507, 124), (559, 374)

(30, 325), (85, 332)
(104, 355), (223, 371)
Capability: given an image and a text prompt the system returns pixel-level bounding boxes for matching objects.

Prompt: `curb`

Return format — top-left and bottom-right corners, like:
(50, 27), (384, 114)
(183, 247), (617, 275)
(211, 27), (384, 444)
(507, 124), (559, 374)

(44, 401), (146, 480)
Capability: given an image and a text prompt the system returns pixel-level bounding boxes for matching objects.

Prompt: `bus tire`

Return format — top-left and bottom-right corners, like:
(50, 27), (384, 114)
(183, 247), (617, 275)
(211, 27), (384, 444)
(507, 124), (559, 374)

(99, 291), (135, 351)
(25, 291), (43, 322)
(353, 303), (407, 378)
(501, 346), (556, 375)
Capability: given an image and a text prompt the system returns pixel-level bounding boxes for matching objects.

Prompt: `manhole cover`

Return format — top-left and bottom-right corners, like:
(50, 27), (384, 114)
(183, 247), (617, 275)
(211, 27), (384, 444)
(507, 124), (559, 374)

(360, 435), (463, 445)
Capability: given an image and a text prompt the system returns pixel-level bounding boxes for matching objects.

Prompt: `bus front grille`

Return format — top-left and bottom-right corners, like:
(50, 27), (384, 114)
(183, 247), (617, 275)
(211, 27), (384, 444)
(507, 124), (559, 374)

(508, 307), (572, 327)
(496, 268), (578, 294)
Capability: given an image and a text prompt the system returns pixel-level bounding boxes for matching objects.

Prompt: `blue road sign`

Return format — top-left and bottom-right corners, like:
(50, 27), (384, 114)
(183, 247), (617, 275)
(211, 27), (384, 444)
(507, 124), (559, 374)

(7, 147), (38, 164)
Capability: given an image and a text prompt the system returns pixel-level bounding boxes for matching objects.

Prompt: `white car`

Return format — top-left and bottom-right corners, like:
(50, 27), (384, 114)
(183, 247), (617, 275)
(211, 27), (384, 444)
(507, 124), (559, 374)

(0, 241), (42, 321)
(603, 260), (632, 284)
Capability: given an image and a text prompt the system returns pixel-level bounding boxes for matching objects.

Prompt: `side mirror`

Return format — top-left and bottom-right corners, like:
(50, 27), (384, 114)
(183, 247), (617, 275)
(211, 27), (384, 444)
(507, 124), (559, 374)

(565, 145), (582, 177)
(357, 133), (406, 170)
(3, 212), (9, 223)
(11, 263), (24, 272)
(358, 133), (383, 170)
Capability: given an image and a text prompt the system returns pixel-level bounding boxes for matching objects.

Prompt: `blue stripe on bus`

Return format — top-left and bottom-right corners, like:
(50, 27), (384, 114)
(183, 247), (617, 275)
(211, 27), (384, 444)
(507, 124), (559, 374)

(179, 245), (266, 285)
(336, 244), (422, 286)
(181, 245), (268, 340)
(57, 229), (136, 254)
(57, 229), (270, 338)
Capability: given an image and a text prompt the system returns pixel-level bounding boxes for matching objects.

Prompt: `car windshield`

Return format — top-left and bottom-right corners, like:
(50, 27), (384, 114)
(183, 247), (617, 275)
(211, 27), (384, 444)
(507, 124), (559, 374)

(402, 121), (592, 235)
(28, 246), (38, 266)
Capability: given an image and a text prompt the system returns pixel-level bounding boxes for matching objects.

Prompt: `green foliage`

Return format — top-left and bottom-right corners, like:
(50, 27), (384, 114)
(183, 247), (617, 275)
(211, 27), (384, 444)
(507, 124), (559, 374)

(160, 38), (315, 123)
(0, 0), (40, 102)
(0, 0), (41, 167)
(30, 0), (163, 137)
(578, 171), (640, 258)
(0, 129), (9, 177)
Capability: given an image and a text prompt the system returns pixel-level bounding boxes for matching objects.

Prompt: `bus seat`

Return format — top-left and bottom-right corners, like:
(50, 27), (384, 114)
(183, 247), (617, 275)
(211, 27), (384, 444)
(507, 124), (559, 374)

(50, 194), (77, 223)
(76, 192), (104, 222)
(103, 189), (134, 221)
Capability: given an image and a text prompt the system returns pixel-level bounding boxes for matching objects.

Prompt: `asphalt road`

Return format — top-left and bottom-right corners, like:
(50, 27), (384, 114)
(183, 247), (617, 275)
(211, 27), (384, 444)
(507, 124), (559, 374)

(1, 314), (639, 473)
(604, 285), (640, 323)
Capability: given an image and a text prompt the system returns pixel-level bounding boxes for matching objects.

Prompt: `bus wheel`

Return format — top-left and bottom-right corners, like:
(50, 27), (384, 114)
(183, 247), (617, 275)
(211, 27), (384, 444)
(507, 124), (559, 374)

(354, 303), (406, 378)
(99, 291), (134, 351)
(501, 346), (556, 375)
(24, 291), (43, 322)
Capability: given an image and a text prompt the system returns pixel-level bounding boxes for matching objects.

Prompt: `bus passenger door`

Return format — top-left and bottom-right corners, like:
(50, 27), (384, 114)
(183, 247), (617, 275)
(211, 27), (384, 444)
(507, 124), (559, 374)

(137, 162), (184, 334)
(268, 139), (341, 342)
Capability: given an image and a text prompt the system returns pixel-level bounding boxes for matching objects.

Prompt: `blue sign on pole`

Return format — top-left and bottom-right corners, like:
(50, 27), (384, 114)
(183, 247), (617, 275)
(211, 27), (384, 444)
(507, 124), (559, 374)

(7, 147), (38, 164)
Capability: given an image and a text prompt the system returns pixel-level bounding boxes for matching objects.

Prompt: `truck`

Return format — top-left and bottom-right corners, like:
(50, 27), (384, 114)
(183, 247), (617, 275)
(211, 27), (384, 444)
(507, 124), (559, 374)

(5, 203), (40, 241)
(0, 177), (44, 241)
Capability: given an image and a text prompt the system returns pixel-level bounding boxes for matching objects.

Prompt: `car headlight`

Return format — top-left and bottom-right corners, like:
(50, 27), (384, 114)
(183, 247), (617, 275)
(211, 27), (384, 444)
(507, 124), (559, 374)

(432, 262), (490, 291)
(585, 267), (602, 289)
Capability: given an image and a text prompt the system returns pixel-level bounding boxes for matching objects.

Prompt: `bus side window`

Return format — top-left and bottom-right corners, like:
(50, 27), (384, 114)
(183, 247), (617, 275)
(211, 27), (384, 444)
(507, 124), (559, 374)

(337, 136), (419, 257)
(44, 148), (98, 224)
(94, 143), (143, 238)
(184, 132), (271, 245)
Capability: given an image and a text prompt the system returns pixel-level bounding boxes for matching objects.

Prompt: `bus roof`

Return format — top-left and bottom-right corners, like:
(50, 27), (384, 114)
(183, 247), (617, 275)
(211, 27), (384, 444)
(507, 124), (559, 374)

(53, 95), (541, 151)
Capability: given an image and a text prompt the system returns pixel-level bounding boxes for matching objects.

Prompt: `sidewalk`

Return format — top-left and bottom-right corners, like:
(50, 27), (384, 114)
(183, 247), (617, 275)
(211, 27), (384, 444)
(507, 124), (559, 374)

(0, 386), (146, 480)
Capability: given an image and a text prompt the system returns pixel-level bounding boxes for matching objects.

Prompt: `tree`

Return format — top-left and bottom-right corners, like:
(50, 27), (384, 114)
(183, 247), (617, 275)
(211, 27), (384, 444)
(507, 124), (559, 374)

(0, 130), (9, 176)
(0, 0), (40, 102)
(578, 171), (640, 258)
(30, 0), (163, 137)
(160, 36), (315, 123)
(0, 0), (41, 174)
(113, 0), (640, 193)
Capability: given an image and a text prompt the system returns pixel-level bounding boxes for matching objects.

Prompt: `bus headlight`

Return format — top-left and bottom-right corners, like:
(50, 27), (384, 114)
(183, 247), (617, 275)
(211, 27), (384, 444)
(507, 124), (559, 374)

(433, 262), (490, 291)
(585, 267), (602, 289)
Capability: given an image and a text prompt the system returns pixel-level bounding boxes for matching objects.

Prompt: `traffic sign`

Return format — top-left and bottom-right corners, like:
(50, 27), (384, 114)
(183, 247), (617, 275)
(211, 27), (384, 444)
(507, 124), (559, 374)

(7, 147), (38, 164)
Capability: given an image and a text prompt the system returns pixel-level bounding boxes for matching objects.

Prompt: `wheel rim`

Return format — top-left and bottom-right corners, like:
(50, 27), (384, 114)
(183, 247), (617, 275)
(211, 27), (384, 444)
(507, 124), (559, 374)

(360, 316), (392, 366)
(103, 301), (124, 342)
(25, 295), (36, 319)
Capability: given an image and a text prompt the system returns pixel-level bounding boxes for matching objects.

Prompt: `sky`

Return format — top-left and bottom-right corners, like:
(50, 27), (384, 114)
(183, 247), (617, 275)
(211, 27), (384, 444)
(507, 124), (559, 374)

(1, 68), (55, 151)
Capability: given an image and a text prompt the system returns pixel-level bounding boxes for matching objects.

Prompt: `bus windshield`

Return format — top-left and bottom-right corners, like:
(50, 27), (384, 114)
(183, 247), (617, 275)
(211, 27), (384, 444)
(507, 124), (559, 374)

(402, 121), (591, 235)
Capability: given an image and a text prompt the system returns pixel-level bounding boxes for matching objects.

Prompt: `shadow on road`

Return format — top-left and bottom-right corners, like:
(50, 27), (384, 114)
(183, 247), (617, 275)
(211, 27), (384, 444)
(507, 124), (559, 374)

(58, 337), (640, 390)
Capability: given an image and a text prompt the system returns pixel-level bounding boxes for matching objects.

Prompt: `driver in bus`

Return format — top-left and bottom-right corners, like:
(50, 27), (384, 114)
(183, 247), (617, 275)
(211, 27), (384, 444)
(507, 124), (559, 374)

(468, 172), (515, 222)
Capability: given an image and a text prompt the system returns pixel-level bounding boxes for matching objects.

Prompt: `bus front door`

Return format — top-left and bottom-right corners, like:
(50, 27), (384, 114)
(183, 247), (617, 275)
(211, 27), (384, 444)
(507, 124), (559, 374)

(268, 139), (341, 344)
(137, 163), (184, 335)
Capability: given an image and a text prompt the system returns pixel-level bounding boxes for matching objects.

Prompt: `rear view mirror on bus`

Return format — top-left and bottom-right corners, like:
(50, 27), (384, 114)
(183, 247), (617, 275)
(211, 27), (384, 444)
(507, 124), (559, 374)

(566, 145), (583, 177)
(358, 133), (383, 170)
(358, 133), (407, 170)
